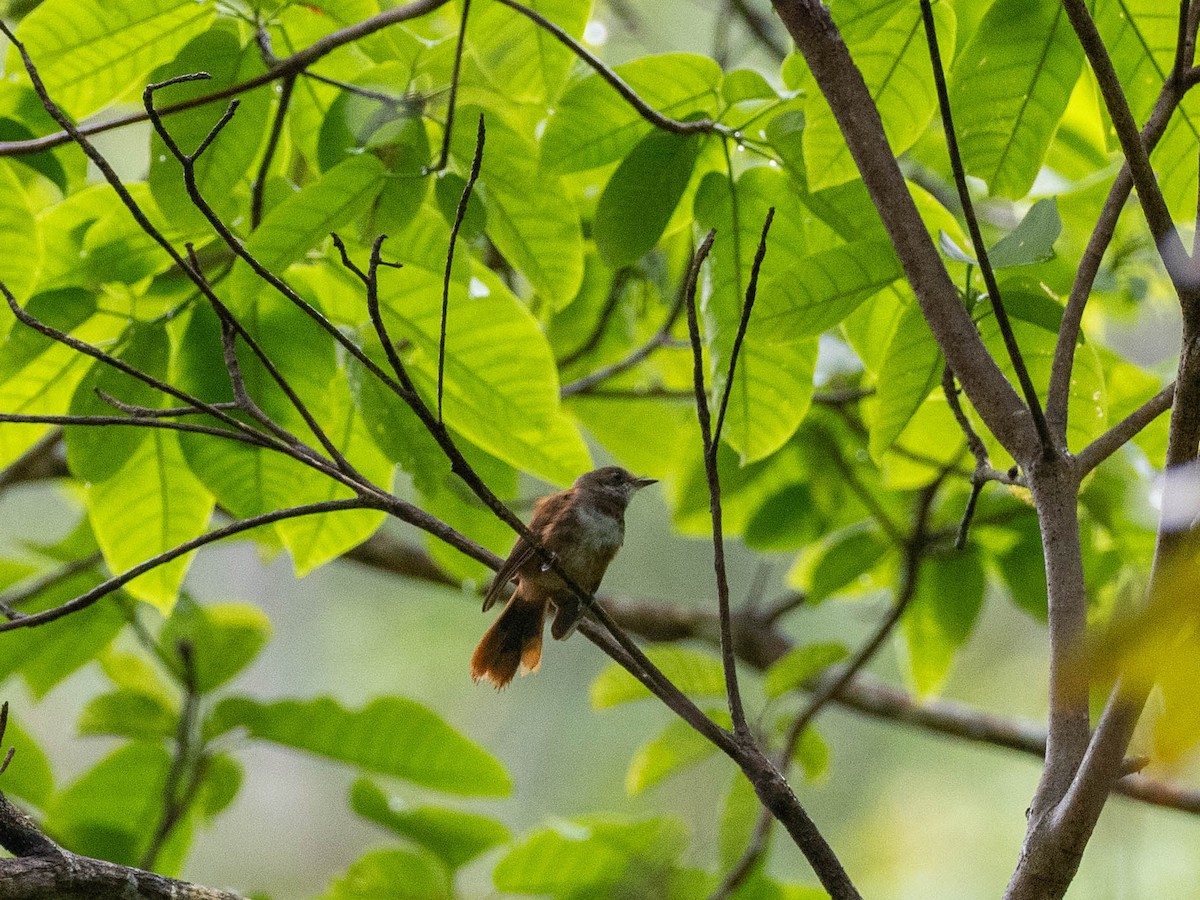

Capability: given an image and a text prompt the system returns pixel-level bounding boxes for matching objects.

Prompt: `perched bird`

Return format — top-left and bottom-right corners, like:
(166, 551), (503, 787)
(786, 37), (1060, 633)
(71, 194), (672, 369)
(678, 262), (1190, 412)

(470, 466), (657, 688)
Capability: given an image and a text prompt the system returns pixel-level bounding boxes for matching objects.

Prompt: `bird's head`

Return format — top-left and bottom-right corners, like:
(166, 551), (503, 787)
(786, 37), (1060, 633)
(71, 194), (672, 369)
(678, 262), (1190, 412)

(574, 466), (657, 505)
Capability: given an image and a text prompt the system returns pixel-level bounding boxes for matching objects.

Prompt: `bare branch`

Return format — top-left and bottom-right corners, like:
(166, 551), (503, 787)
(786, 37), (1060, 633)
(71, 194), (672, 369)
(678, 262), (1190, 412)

(557, 269), (633, 368)
(1062, 0), (1193, 293)
(428, 0), (473, 174)
(0, 553), (103, 621)
(682, 230), (751, 738)
(0, 0), (453, 158)
(250, 74), (295, 228)
(713, 208), (774, 449)
(439, 114), (485, 421)
(494, 0), (732, 138)
(770, 0), (1039, 464)
(560, 280), (690, 397)
(918, 0), (1052, 452)
(1074, 382), (1175, 476)
(0, 499), (369, 633)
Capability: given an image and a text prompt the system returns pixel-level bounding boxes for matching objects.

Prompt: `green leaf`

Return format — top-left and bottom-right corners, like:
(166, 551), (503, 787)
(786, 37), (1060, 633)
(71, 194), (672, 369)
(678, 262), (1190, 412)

(78, 689), (178, 741)
(350, 778), (510, 870)
(229, 155), (388, 310)
(197, 752), (243, 820)
(997, 277), (1068, 335)
(0, 288), (125, 469)
(988, 199), (1062, 268)
(868, 298), (944, 461)
(0, 569), (125, 698)
(0, 117), (68, 193)
(764, 642), (849, 699)
(469, 0), (592, 105)
(100, 649), (173, 700)
(494, 817), (687, 897)
(376, 262), (590, 485)
(270, 393), (391, 577)
(790, 726), (830, 782)
(453, 108), (584, 306)
(722, 69), (777, 104)
(899, 546), (987, 696)
(86, 430), (216, 612)
(10, 0), (216, 119)
(805, 0), (954, 189)
(976, 313), (1106, 454)
(755, 241), (902, 338)
(789, 524), (893, 601)
(0, 160), (42, 302)
(66, 322), (169, 483)
(1, 717), (54, 808)
(718, 773), (759, 869)
(45, 741), (173, 868)
(210, 695), (512, 796)
(323, 847), (452, 900)
(148, 28), (269, 231)
(541, 53), (722, 173)
(591, 646), (726, 709)
(949, 0), (1083, 198)
(160, 598), (272, 692)
(992, 519), (1049, 622)
(594, 128), (702, 268)
(625, 714), (726, 795)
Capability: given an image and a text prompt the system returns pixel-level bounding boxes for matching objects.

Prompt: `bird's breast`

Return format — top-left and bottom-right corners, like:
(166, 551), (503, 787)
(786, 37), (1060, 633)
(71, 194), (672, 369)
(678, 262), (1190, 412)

(571, 503), (625, 553)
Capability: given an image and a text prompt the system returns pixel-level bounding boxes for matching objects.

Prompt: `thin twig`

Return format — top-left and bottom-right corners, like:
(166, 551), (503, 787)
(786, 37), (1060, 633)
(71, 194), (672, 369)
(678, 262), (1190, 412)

(0, 412), (276, 450)
(250, 74), (295, 228)
(1, 281), (279, 452)
(1061, 0), (1191, 291)
(140, 641), (202, 870)
(429, 0), (472, 173)
(0, 499), (369, 633)
(0, 553), (103, 621)
(0, 0), (453, 158)
(494, 0), (731, 138)
(559, 281), (690, 397)
(1074, 382), (1176, 476)
(683, 229), (750, 737)
(439, 114), (485, 421)
(942, 365), (992, 548)
(150, 89), (362, 480)
(713, 208), (775, 449)
(557, 269), (633, 368)
(714, 474), (945, 899)
(918, 0), (1052, 454)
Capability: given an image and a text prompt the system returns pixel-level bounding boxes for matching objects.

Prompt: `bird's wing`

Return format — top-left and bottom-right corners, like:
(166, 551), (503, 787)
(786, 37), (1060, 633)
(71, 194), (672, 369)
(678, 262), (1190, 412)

(481, 489), (573, 611)
(481, 539), (533, 611)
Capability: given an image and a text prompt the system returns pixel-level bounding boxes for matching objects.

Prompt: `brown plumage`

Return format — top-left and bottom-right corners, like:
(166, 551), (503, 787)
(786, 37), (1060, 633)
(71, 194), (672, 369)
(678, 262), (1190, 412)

(470, 466), (656, 688)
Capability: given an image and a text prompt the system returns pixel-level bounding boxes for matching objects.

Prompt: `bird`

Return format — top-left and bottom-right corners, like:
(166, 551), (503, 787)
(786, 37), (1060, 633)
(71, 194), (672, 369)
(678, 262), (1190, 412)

(470, 466), (657, 689)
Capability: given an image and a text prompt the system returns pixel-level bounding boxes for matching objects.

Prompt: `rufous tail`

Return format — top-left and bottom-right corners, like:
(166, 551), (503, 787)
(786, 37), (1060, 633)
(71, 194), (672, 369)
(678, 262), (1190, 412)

(470, 589), (546, 689)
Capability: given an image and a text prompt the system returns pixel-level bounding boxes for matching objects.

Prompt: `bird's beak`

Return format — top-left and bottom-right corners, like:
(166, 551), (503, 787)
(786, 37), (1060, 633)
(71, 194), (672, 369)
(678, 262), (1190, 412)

(633, 476), (658, 489)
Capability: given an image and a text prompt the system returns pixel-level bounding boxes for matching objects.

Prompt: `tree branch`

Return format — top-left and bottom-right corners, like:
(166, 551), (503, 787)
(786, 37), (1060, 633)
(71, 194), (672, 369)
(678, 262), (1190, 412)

(1061, 0), (1193, 293)
(919, 0), (1052, 452)
(0, 703), (246, 900)
(494, 0), (731, 138)
(683, 229), (751, 739)
(0, 0), (452, 158)
(1074, 382), (1175, 476)
(769, 0), (1041, 465)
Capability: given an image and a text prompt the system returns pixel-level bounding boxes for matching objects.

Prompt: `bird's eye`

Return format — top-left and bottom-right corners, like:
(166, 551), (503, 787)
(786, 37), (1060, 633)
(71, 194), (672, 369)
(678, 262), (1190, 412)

(610, 472), (623, 483)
